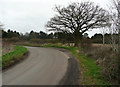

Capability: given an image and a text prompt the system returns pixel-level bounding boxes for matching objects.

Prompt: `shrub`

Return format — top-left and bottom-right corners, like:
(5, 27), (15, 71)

(82, 44), (119, 84)
(30, 39), (60, 44)
(81, 38), (92, 51)
(100, 52), (118, 84)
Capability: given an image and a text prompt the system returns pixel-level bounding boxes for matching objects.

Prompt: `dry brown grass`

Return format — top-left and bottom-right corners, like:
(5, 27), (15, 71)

(81, 43), (118, 84)
(2, 41), (14, 55)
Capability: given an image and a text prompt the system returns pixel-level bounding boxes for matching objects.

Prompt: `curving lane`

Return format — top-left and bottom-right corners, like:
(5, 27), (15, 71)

(3, 47), (68, 85)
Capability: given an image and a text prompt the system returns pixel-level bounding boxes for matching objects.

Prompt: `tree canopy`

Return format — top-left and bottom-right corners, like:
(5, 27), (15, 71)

(46, 1), (110, 46)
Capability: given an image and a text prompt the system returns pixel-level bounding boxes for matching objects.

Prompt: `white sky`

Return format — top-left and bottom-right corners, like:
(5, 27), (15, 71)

(0, 0), (111, 37)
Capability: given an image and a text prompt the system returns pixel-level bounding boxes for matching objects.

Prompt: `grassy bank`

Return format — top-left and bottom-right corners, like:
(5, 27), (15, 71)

(20, 43), (109, 85)
(2, 46), (28, 69)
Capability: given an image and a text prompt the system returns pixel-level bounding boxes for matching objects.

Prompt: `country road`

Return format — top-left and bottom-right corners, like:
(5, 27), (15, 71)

(3, 47), (69, 85)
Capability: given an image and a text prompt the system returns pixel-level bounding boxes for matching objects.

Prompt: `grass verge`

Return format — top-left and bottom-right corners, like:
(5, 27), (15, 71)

(20, 43), (109, 85)
(2, 46), (28, 69)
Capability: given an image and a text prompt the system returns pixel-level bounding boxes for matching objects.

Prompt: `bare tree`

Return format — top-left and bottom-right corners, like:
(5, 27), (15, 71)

(46, 1), (110, 46)
(117, 1), (120, 60)
(118, 2), (120, 84)
(109, 23), (118, 52)
(110, 0), (120, 84)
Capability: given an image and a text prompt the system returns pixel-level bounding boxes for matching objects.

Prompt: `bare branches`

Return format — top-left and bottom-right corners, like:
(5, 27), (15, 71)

(46, 1), (110, 46)
(46, 1), (110, 33)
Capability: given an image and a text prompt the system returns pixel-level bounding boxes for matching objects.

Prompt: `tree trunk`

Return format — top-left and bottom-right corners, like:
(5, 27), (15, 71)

(118, 33), (120, 58)
(118, 2), (120, 84)
(116, 31), (120, 84)
(74, 38), (80, 47)
(73, 30), (82, 47)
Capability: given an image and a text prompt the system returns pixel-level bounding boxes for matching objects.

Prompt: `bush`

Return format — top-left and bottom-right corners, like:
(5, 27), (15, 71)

(100, 52), (118, 84)
(82, 44), (119, 84)
(2, 37), (19, 43)
(81, 38), (92, 51)
(30, 39), (60, 44)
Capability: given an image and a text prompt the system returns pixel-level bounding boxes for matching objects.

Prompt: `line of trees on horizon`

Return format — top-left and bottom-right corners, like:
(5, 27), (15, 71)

(2, 29), (119, 44)
(2, 29), (79, 43)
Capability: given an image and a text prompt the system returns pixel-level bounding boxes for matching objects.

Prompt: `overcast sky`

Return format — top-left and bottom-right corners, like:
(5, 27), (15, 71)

(0, 0), (111, 37)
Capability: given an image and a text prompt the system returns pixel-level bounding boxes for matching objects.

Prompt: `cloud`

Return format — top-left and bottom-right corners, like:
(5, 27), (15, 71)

(0, 0), (110, 36)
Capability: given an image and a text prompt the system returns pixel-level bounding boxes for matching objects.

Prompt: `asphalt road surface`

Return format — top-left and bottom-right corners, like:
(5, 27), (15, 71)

(3, 47), (69, 85)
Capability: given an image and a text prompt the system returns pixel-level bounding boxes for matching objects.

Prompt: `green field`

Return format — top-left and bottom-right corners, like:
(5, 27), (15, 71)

(2, 46), (27, 68)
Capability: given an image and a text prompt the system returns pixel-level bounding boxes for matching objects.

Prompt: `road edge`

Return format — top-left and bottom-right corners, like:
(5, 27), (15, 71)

(53, 48), (80, 85)
(9, 45), (80, 85)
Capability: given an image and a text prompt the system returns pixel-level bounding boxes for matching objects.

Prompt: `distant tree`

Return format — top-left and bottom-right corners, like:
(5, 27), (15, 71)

(54, 32), (65, 39)
(48, 33), (54, 39)
(7, 29), (10, 33)
(7, 29), (13, 38)
(2, 30), (7, 38)
(13, 31), (20, 37)
(29, 30), (34, 39)
(91, 34), (103, 43)
(39, 31), (48, 39)
(83, 33), (89, 38)
(5, 29), (20, 38)
(24, 32), (30, 41)
(29, 30), (39, 39)
(46, 1), (110, 46)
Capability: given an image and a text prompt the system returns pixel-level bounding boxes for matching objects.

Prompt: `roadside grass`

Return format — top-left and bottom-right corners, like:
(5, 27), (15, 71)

(2, 46), (27, 68)
(20, 43), (110, 85)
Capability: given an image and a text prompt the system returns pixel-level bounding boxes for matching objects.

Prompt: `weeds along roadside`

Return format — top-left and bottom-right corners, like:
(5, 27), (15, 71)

(2, 46), (28, 69)
(81, 42), (118, 85)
